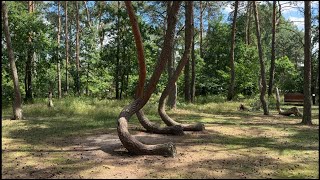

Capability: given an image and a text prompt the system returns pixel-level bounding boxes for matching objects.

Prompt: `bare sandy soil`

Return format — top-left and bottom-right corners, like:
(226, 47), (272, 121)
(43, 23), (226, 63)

(2, 112), (319, 179)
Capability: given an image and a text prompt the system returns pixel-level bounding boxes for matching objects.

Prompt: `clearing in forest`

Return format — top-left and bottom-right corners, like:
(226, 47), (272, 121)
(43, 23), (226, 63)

(2, 97), (319, 179)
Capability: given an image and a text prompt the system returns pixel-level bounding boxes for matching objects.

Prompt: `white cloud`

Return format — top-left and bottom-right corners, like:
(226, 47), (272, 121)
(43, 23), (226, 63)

(288, 17), (304, 30)
(221, 3), (233, 14)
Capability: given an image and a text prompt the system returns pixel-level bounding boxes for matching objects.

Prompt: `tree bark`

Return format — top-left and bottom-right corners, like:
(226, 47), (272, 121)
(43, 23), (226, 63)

(57, 1), (62, 99)
(268, 1), (277, 97)
(25, 1), (34, 102)
(301, 1), (312, 125)
(2, 1), (23, 120)
(65, 1), (69, 94)
(76, 1), (80, 96)
(117, 1), (181, 157)
(245, 1), (252, 45)
(190, 33), (196, 103)
(253, 1), (269, 115)
(184, 52), (191, 103)
(227, 1), (238, 101)
(166, 2), (177, 110)
(275, 87), (302, 117)
(83, 1), (93, 96)
(167, 41), (177, 109)
(199, 1), (203, 58)
(115, 1), (120, 99)
(158, 1), (204, 131)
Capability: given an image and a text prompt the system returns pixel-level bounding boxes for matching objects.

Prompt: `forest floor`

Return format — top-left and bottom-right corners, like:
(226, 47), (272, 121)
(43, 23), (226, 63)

(2, 96), (319, 179)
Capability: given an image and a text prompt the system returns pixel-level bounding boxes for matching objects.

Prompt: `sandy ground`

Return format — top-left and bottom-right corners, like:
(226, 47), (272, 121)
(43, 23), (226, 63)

(2, 113), (319, 179)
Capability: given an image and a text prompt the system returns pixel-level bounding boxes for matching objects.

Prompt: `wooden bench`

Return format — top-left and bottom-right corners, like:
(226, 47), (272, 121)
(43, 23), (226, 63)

(284, 93), (304, 104)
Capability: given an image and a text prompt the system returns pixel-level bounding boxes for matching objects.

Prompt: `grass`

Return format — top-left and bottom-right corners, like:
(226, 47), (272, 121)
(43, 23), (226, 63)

(2, 95), (319, 179)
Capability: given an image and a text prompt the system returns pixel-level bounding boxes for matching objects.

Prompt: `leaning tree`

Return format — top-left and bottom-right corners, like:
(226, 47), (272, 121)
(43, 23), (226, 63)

(252, 1), (269, 115)
(117, 1), (181, 157)
(2, 1), (23, 120)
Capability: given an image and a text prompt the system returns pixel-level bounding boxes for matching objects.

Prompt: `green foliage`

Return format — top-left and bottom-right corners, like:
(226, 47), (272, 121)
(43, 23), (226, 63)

(274, 56), (303, 93)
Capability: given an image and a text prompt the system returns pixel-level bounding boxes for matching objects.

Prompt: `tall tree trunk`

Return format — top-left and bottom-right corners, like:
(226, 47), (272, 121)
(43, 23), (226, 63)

(57, 1), (62, 99)
(199, 1), (203, 58)
(268, 1), (277, 97)
(166, 2), (177, 110)
(247, 1), (252, 45)
(190, 33), (196, 103)
(75, 1), (80, 96)
(2, 1), (23, 120)
(158, 1), (204, 131)
(25, 1), (34, 102)
(227, 1), (239, 101)
(184, 35), (191, 103)
(117, 1), (181, 157)
(167, 39), (177, 109)
(86, 62), (89, 95)
(253, 1), (269, 115)
(245, 1), (252, 45)
(301, 1), (312, 125)
(65, 1), (69, 94)
(115, 1), (120, 99)
(83, 1), (92, 96)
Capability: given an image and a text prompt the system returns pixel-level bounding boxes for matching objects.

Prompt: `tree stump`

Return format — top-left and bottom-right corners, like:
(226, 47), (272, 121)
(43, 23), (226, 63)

(239, 103), (250, 111)
(48, 91), (53, 107)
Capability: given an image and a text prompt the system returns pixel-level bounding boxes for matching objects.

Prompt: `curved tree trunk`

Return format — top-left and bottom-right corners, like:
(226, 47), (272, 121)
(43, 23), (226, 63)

(2, 1), (23, 120)
(253, 1), (269, 115)
(227, 1), (239, 101)
(275, 87), (302, 117)
(117, 1), (181, 157)
(136, 110), (184, 135)
(301, 1), (312, 125)
(158, 1), (205, 132)
(268, 1), (277, 97)
(135, 2), (184, 136)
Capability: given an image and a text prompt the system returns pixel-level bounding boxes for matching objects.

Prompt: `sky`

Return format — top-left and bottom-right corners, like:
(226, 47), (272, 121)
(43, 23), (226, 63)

(221, 1), (319, 31)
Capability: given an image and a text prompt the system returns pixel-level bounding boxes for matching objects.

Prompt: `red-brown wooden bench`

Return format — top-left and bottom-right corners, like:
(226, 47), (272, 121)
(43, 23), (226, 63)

(284, 93), (304, 104)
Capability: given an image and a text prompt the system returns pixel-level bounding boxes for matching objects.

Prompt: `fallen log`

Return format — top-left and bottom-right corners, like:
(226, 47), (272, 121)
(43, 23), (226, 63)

(275, 87), (302, 117)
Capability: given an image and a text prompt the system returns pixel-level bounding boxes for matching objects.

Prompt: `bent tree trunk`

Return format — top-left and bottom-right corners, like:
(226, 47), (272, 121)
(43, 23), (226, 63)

(158, 1), (205, 131)
(227, 1), (239, 101)
(253, 1), (269, 115)
(135, 3), (184, 135)
(117, 1), (181, 157)
(2, 1), (23, 120)
(275, 87), (302, 117)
